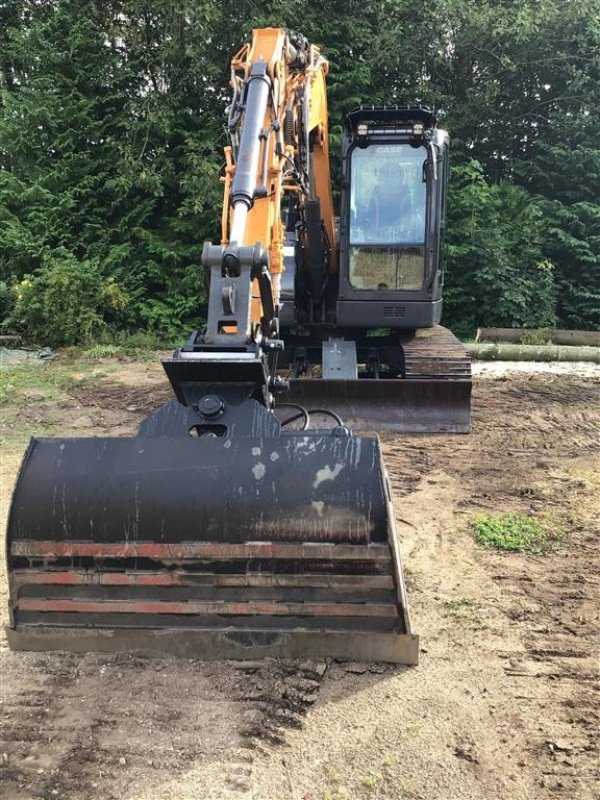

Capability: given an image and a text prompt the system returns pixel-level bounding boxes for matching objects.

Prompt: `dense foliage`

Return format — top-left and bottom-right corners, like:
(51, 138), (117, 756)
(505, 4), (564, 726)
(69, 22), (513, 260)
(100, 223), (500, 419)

(1, 0), (598, 344)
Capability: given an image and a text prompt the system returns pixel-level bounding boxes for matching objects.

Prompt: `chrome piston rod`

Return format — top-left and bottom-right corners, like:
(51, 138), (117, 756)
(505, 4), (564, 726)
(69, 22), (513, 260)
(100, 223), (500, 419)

(229, 60), (271, 244)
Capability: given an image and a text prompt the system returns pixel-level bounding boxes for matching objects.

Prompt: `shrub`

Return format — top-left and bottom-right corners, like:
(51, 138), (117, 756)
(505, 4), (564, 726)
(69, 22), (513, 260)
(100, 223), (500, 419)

(10, 256), (129, 347)
(0, 280), (15, 328)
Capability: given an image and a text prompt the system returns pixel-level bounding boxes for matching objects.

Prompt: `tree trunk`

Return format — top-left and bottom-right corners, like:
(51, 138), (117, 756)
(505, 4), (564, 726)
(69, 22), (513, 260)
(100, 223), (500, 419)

(475, 327), (600, 347)
(466, 343), (599, 363)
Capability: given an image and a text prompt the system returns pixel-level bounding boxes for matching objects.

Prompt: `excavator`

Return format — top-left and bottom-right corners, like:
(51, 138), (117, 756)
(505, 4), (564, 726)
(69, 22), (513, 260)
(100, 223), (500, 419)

(6, 29), (471, 664)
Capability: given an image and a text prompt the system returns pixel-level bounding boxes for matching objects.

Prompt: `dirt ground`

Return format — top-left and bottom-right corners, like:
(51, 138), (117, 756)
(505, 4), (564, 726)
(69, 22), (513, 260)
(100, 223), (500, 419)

(0, 356), (598, 800)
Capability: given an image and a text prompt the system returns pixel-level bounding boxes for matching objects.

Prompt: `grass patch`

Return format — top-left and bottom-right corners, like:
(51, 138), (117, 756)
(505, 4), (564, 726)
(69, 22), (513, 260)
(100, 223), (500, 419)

(82, 332), (173, 362)
(83, 343), (124, 358)
(81, 343), (158, 362)
(472, 511), (562, 554)
(0, 361), (80, 405)
(323, 789), (350, 800)
(360, 773), (383, 789)
(0, 353), (118, 406)
(400, 720), (423, 738)
(443, 596), (483, 627)
(444, 596), (476, 613)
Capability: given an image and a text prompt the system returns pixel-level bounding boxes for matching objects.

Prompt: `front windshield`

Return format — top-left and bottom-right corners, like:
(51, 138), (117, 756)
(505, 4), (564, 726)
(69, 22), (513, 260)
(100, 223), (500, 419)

(349, 144), (427, 291)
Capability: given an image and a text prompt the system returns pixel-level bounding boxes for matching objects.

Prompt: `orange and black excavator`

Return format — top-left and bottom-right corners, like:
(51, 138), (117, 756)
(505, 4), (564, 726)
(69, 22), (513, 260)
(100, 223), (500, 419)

(6, 29), (471, 664)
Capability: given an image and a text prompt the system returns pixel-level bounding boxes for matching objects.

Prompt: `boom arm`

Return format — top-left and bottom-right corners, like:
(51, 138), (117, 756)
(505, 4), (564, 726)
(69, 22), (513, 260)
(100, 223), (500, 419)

(201, 28), (335, 352)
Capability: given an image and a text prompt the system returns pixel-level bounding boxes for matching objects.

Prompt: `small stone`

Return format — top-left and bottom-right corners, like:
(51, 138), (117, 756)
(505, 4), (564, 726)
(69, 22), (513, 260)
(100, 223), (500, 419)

(342, 662), (368, 674)
(92, 783), (99, 789)
(454, 744), (479, 764)
(232, 661), (263, 671)
(127, 406), (137, 412)
(549, 740), (573, 753)
(37, 768), (44, 774)
(300, 677), (321, 690)
(51, 791), (59, 796)
(119, 757), (127, 766)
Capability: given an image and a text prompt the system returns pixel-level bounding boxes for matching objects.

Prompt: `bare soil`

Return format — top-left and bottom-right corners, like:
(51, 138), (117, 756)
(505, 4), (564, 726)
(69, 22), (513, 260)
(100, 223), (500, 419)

(1, 359), (598, 800)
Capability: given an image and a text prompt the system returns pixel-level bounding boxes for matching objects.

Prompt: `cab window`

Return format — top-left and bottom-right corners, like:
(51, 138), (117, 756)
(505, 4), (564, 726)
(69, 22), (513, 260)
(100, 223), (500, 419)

(349, 144), (426, 291)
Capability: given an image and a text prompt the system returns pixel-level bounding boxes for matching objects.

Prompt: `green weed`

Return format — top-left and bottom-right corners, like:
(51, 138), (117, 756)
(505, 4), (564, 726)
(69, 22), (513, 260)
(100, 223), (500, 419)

(83, 344), (124, 358)
(361, 773), (383, 789)
(444, 597), (477, 617)
(520, 328), (552, 345)
(120, 347), (160, 363)
(116, 331), (170, 350)
(443, 596), (481, 625)
(115, 331), (171, 360)
(82, 342), (159, 362)
(323, 789), (350, 800)
(444, 596), (476, 612)
(472, 512), (562, 554)
(81, 331), (172, 362)
(398, 720), (423, 740)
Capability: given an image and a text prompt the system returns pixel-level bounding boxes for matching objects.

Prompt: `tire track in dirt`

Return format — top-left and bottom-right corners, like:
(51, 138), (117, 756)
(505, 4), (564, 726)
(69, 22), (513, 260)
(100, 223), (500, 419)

(230, 659), (328, 746)
(491, 521), (599, 798)
(380, 373), (599, 799)
(0, 652), (330, 800)
(2, 369), (599, 799)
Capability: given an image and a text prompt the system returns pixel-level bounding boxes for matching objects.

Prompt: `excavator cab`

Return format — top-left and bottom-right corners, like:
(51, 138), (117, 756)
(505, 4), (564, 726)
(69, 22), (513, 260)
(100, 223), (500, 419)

(283, 106), (469, 433)
(337, 107), (448, 329)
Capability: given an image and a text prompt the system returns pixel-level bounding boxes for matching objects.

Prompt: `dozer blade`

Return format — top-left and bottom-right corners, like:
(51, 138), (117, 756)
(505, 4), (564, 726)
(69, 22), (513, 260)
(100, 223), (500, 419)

(287, 377), (471, 433)
(282, 326), (472, 433)
(6, 434), (418, 664)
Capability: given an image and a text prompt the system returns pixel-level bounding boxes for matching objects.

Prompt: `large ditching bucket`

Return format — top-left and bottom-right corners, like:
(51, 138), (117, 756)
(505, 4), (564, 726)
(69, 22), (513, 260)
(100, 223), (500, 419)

(6, 425), (418, 664)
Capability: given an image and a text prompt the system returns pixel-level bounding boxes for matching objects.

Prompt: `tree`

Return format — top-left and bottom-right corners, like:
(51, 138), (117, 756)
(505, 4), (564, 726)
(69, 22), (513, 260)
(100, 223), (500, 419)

(0, 0), (223, 341)
(444, 161), (556, 337)
(1, 0), (598, 341)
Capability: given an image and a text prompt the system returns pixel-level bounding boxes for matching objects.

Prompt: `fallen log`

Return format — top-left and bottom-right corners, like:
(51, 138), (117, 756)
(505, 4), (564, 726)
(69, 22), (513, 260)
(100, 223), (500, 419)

(475, 327), (600, 347)
(465, 343), (600, 363)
